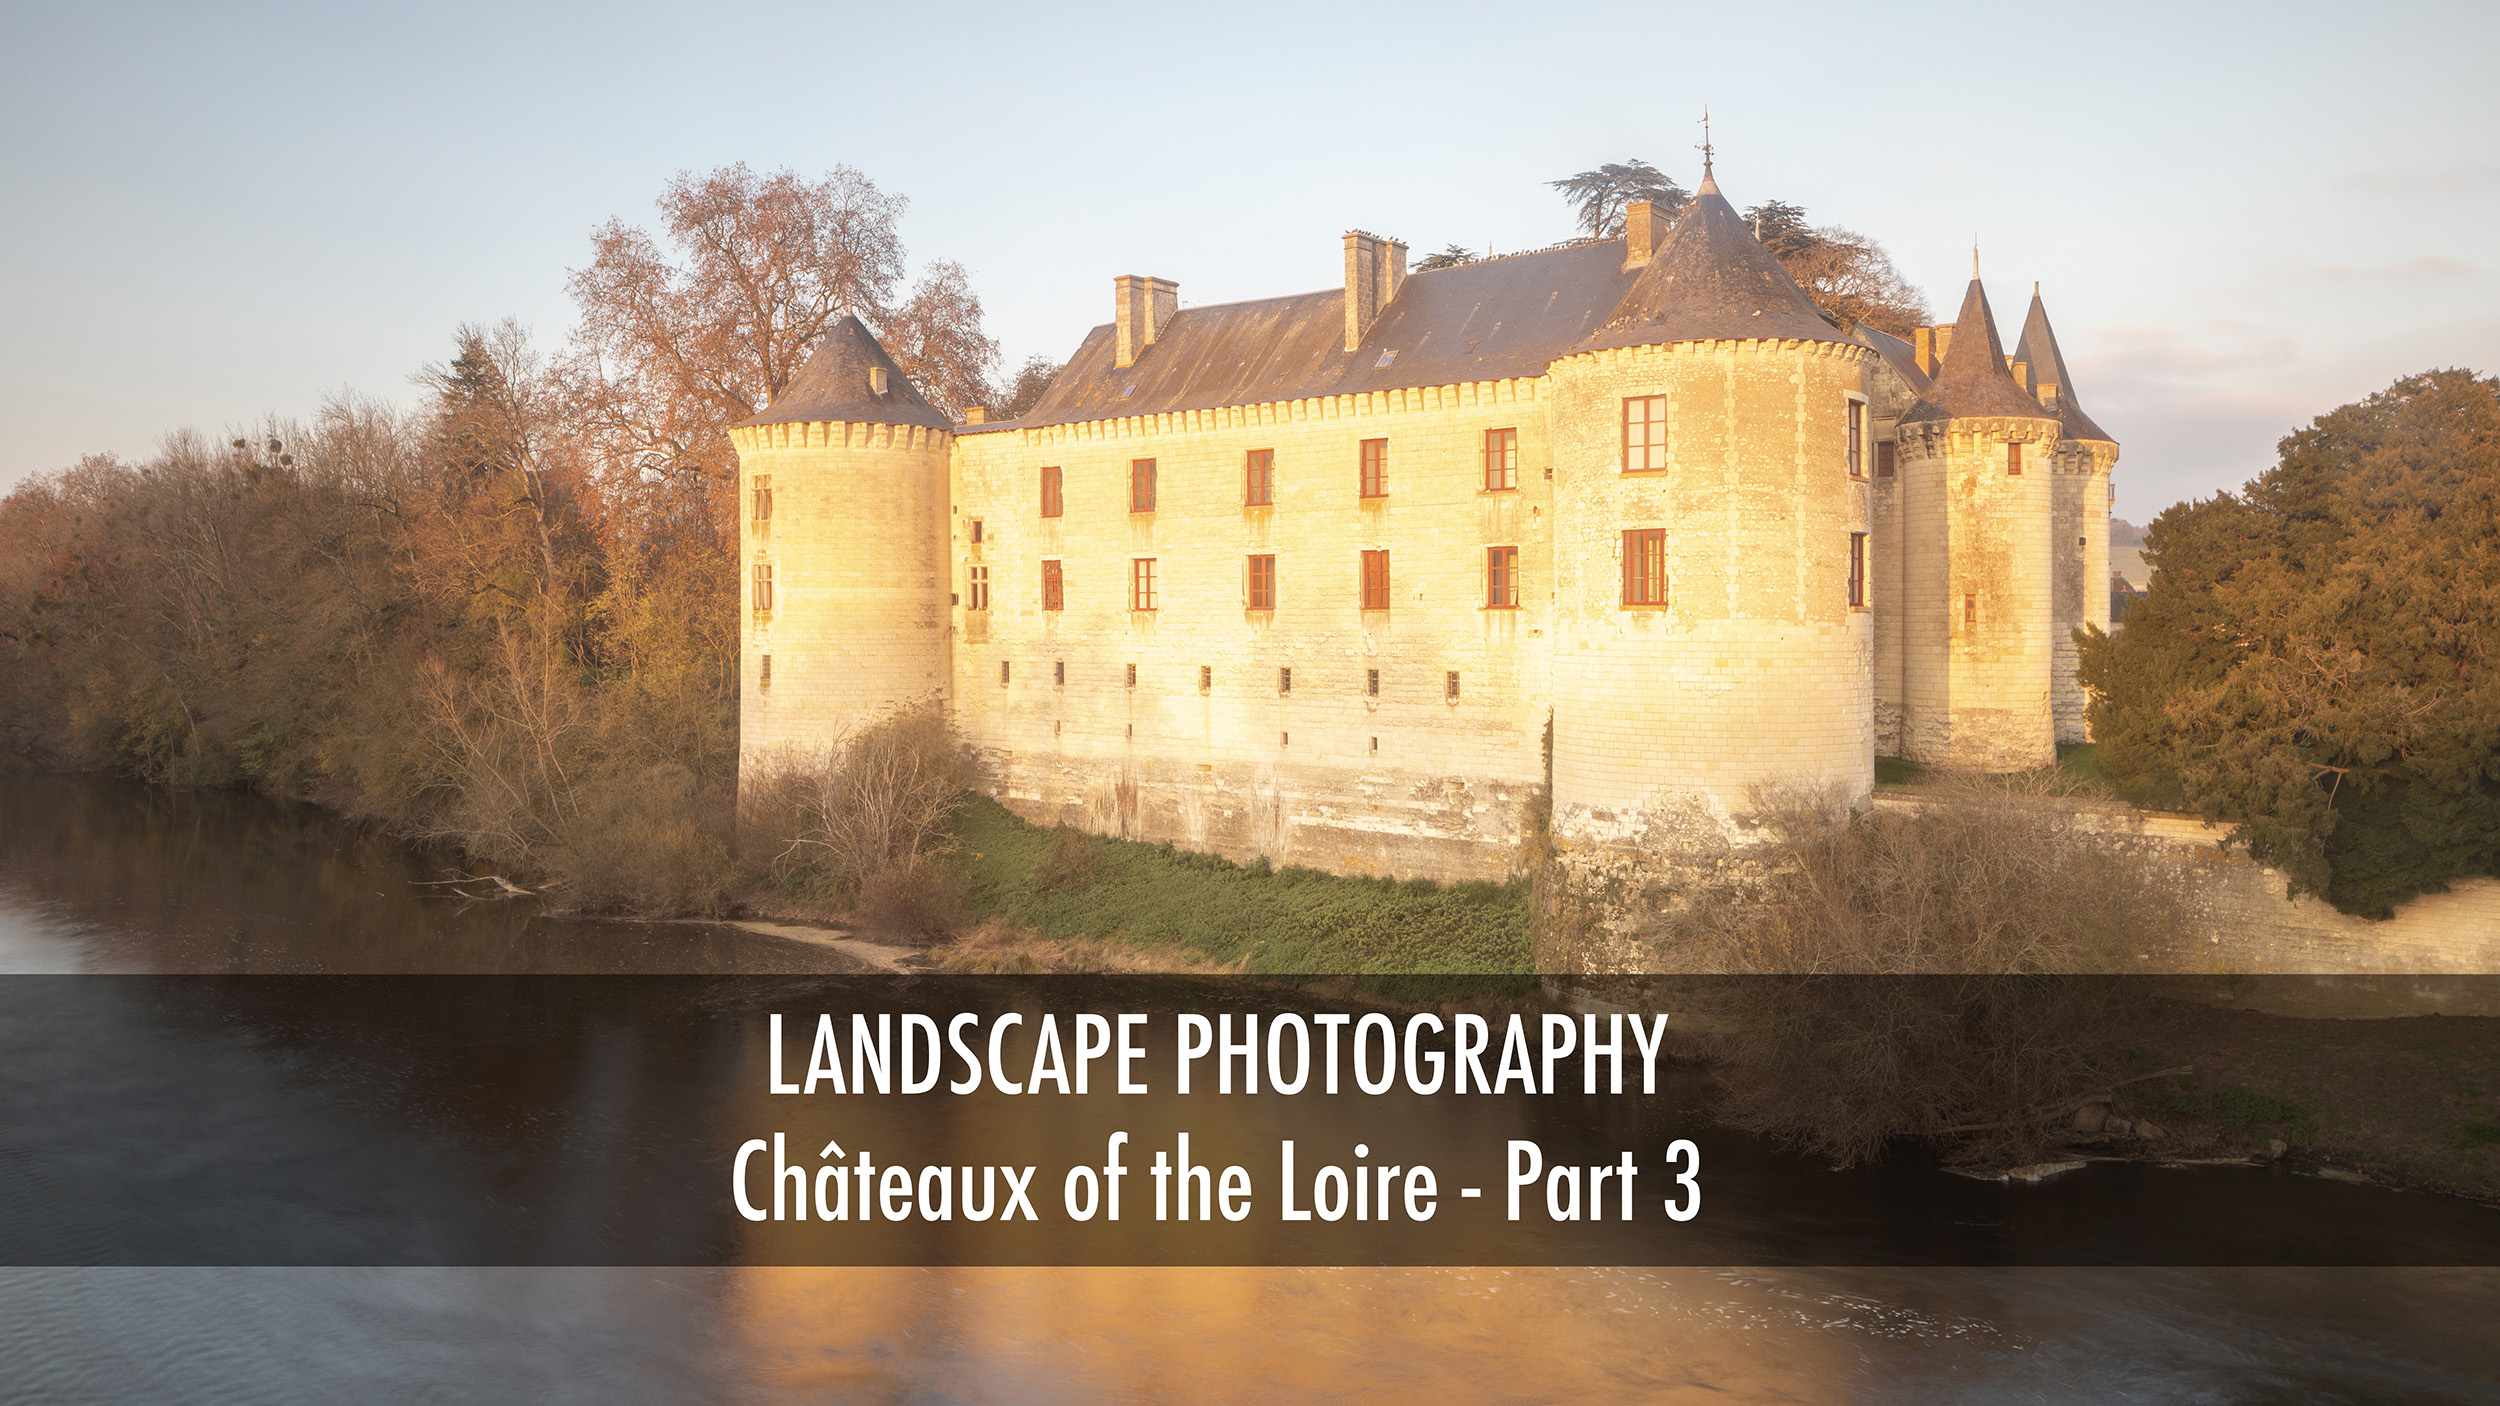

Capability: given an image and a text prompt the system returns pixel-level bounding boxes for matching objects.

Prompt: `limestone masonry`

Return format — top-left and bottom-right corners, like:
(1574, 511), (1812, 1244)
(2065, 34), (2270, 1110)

(730, 170), (2118, 883)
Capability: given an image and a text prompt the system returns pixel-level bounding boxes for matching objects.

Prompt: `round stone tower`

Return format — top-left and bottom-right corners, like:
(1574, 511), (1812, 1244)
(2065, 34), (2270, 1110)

(729, 315), (954, 778)
(2012, 288), (2121, 745)
(1544, 169), (1879, 859)
(1895, 271), (2066, 771)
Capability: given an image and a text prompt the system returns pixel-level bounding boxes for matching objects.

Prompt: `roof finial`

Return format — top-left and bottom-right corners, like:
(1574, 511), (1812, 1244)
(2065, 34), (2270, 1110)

(1972, 239), (1980, 278)
(1696, 106), (1714, 180)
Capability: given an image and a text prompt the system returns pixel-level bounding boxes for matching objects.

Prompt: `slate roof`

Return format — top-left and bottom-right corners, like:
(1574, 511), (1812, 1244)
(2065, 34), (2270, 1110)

(1579, 178), (1852, 352)
(1005, 239), (1643, 431)
(1901, 277), (2060, 425)
(738, 314), (952, 432)
(1853, 321), (1930, 393)
(2011, 289), (2114, 443)
(992, 174), (1863, 434)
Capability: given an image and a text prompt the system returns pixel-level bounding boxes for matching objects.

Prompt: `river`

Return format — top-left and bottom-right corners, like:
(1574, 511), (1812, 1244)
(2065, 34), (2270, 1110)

(2, 770), (2496, 1403)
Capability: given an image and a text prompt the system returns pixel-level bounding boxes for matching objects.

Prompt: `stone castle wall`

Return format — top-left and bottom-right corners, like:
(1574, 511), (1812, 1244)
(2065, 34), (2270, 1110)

(946, 379), (1554, 882)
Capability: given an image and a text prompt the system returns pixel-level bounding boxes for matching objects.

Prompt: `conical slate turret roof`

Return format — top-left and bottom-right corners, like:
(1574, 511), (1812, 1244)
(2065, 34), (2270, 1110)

(737, 314), (952, 431)
(1581, 173), (1851, 351)
(1901, 275), (2060, 424)
(2011, 289), (2113, 443)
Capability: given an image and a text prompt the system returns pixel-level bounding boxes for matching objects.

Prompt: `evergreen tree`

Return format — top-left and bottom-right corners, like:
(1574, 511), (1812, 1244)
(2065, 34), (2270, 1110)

(2076, 369), (2500, 916)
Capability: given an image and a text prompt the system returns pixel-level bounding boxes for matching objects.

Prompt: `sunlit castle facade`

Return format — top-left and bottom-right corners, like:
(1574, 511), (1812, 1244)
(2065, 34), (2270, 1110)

(727, 166), (2118, 884)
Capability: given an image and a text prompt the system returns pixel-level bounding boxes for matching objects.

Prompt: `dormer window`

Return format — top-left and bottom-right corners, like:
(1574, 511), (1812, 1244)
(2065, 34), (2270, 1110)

(1374, 349), (1398, 369)
(869, 366), (889, 395)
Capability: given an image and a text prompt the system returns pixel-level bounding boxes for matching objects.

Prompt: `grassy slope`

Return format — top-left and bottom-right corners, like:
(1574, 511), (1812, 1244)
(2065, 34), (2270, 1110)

(951, 796), (1533, 975)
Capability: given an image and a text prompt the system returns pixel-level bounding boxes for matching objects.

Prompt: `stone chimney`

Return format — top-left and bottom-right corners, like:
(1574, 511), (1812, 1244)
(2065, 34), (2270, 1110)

(1114, 274), (1179, 370)
(1342, 231), (1408, 351)
(2007, 358), (2030, 392)
(1914, 326), (1935, 377)
(963, 405), (987, 425)
(1624, 199), (1662, 267)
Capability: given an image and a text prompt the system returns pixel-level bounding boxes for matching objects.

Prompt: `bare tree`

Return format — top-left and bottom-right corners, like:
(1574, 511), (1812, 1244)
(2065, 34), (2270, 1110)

(561, 164), (910, 534)
(877, 259), (1000, 420)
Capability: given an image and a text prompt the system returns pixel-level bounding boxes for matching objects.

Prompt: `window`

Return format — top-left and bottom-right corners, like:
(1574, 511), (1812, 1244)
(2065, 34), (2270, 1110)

(2007, 442), (2023, 476)
(1847, 400), (1864, 477)
(1361, 550), (1390, 610)
(969, 517), (983, 544)
(1247, 553), (1276, 610)
(1125, 663), (1136, 687)
(1486, 546), (1518, 607)
(1130, 458), (1157, 511)
(1366, 668), (1379, 697)
(1199, 665), (1212, 692)
(1484, 428), (1519, 491)
(1245, 449), (1274, 507)
(1001, 660), (1011, 685)
(1622, 529), (1668, 607)
(1445, 671), (1460, 700)
(967, 564), (989, 610)
(1359, 438), (1389, 498)
(752, 560), (775, 614)
(1040, 465), (1063, 518)
(1623, 395), (1668, 472)
(1130, 557), (1158, 611)
(1848, 533), (1867, 608)
(1054, 661), (1065, 686)
(1042, 559), (1064, 612)
(1964, 593), (1978, 630)
(752, 474), (773, 523)
(1279, 667), (1292, 694)
(1877, 442), (1896, 478)
(759, 654), (772, 689)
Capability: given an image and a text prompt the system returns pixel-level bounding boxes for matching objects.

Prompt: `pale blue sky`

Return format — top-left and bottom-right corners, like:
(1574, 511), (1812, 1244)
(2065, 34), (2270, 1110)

(4, 0), (2494, 521)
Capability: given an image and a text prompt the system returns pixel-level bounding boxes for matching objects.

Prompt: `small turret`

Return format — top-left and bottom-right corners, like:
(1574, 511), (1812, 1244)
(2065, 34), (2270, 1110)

(1894, 266), (2062, 772)
(2011, 288), (2120, 744)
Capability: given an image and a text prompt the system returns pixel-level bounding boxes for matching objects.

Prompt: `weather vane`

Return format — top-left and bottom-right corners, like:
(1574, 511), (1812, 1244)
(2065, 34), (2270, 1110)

(1696, 106), (1714, 179)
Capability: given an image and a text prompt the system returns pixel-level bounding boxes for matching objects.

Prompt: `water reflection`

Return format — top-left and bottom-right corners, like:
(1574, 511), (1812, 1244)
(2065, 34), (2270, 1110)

(5, 771), (2499, 1401)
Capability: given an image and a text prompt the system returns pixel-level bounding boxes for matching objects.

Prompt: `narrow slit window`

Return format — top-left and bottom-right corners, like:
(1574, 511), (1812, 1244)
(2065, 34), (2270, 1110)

(1964, 593), (1978, 630)
(1199, 666), (1212, 692)
(1245, 449), (1274, 507)
(1360, 550), (1390, 610)
(1358, 438), (1389, 498)
(1445, 670), (1460, 700)
(1040, 465), (1063, 518)
(1486, 546), (1518, 607)
(967, 564), (989, 610)
(1877, 441), (1897, 478)
(1621, 529), (1669, 607)
(758, 654), (771, 689)
(1000, 660), (1011, 685)
(1279, 667), (1292, 695)
(751, 474), (773, 523)
(2007, 442), (2023, 476)
(1125, 663), (1137, 687)
(1848, 533), (1867, 608)
(1054, 661), (1065, 686)
(1622, 395), (1668, 472)
(1247, 553), (1276, 610)
(1484, 428), (1519, 491)
(1130, 557), (1158, 611)
(1130, 458), (1157, 512)
(1846, 400), (1865, 477)
(1041, 559), (1064, 612)
(1366, 668), (1379, 697)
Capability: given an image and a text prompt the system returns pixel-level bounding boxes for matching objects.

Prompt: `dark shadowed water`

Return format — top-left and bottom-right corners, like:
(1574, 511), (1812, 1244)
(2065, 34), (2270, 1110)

(3, 770), (2498, 1403)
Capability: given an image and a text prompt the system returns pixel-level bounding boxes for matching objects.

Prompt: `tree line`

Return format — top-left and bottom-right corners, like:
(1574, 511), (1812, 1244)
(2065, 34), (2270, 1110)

(0, 163), (1040, 913)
